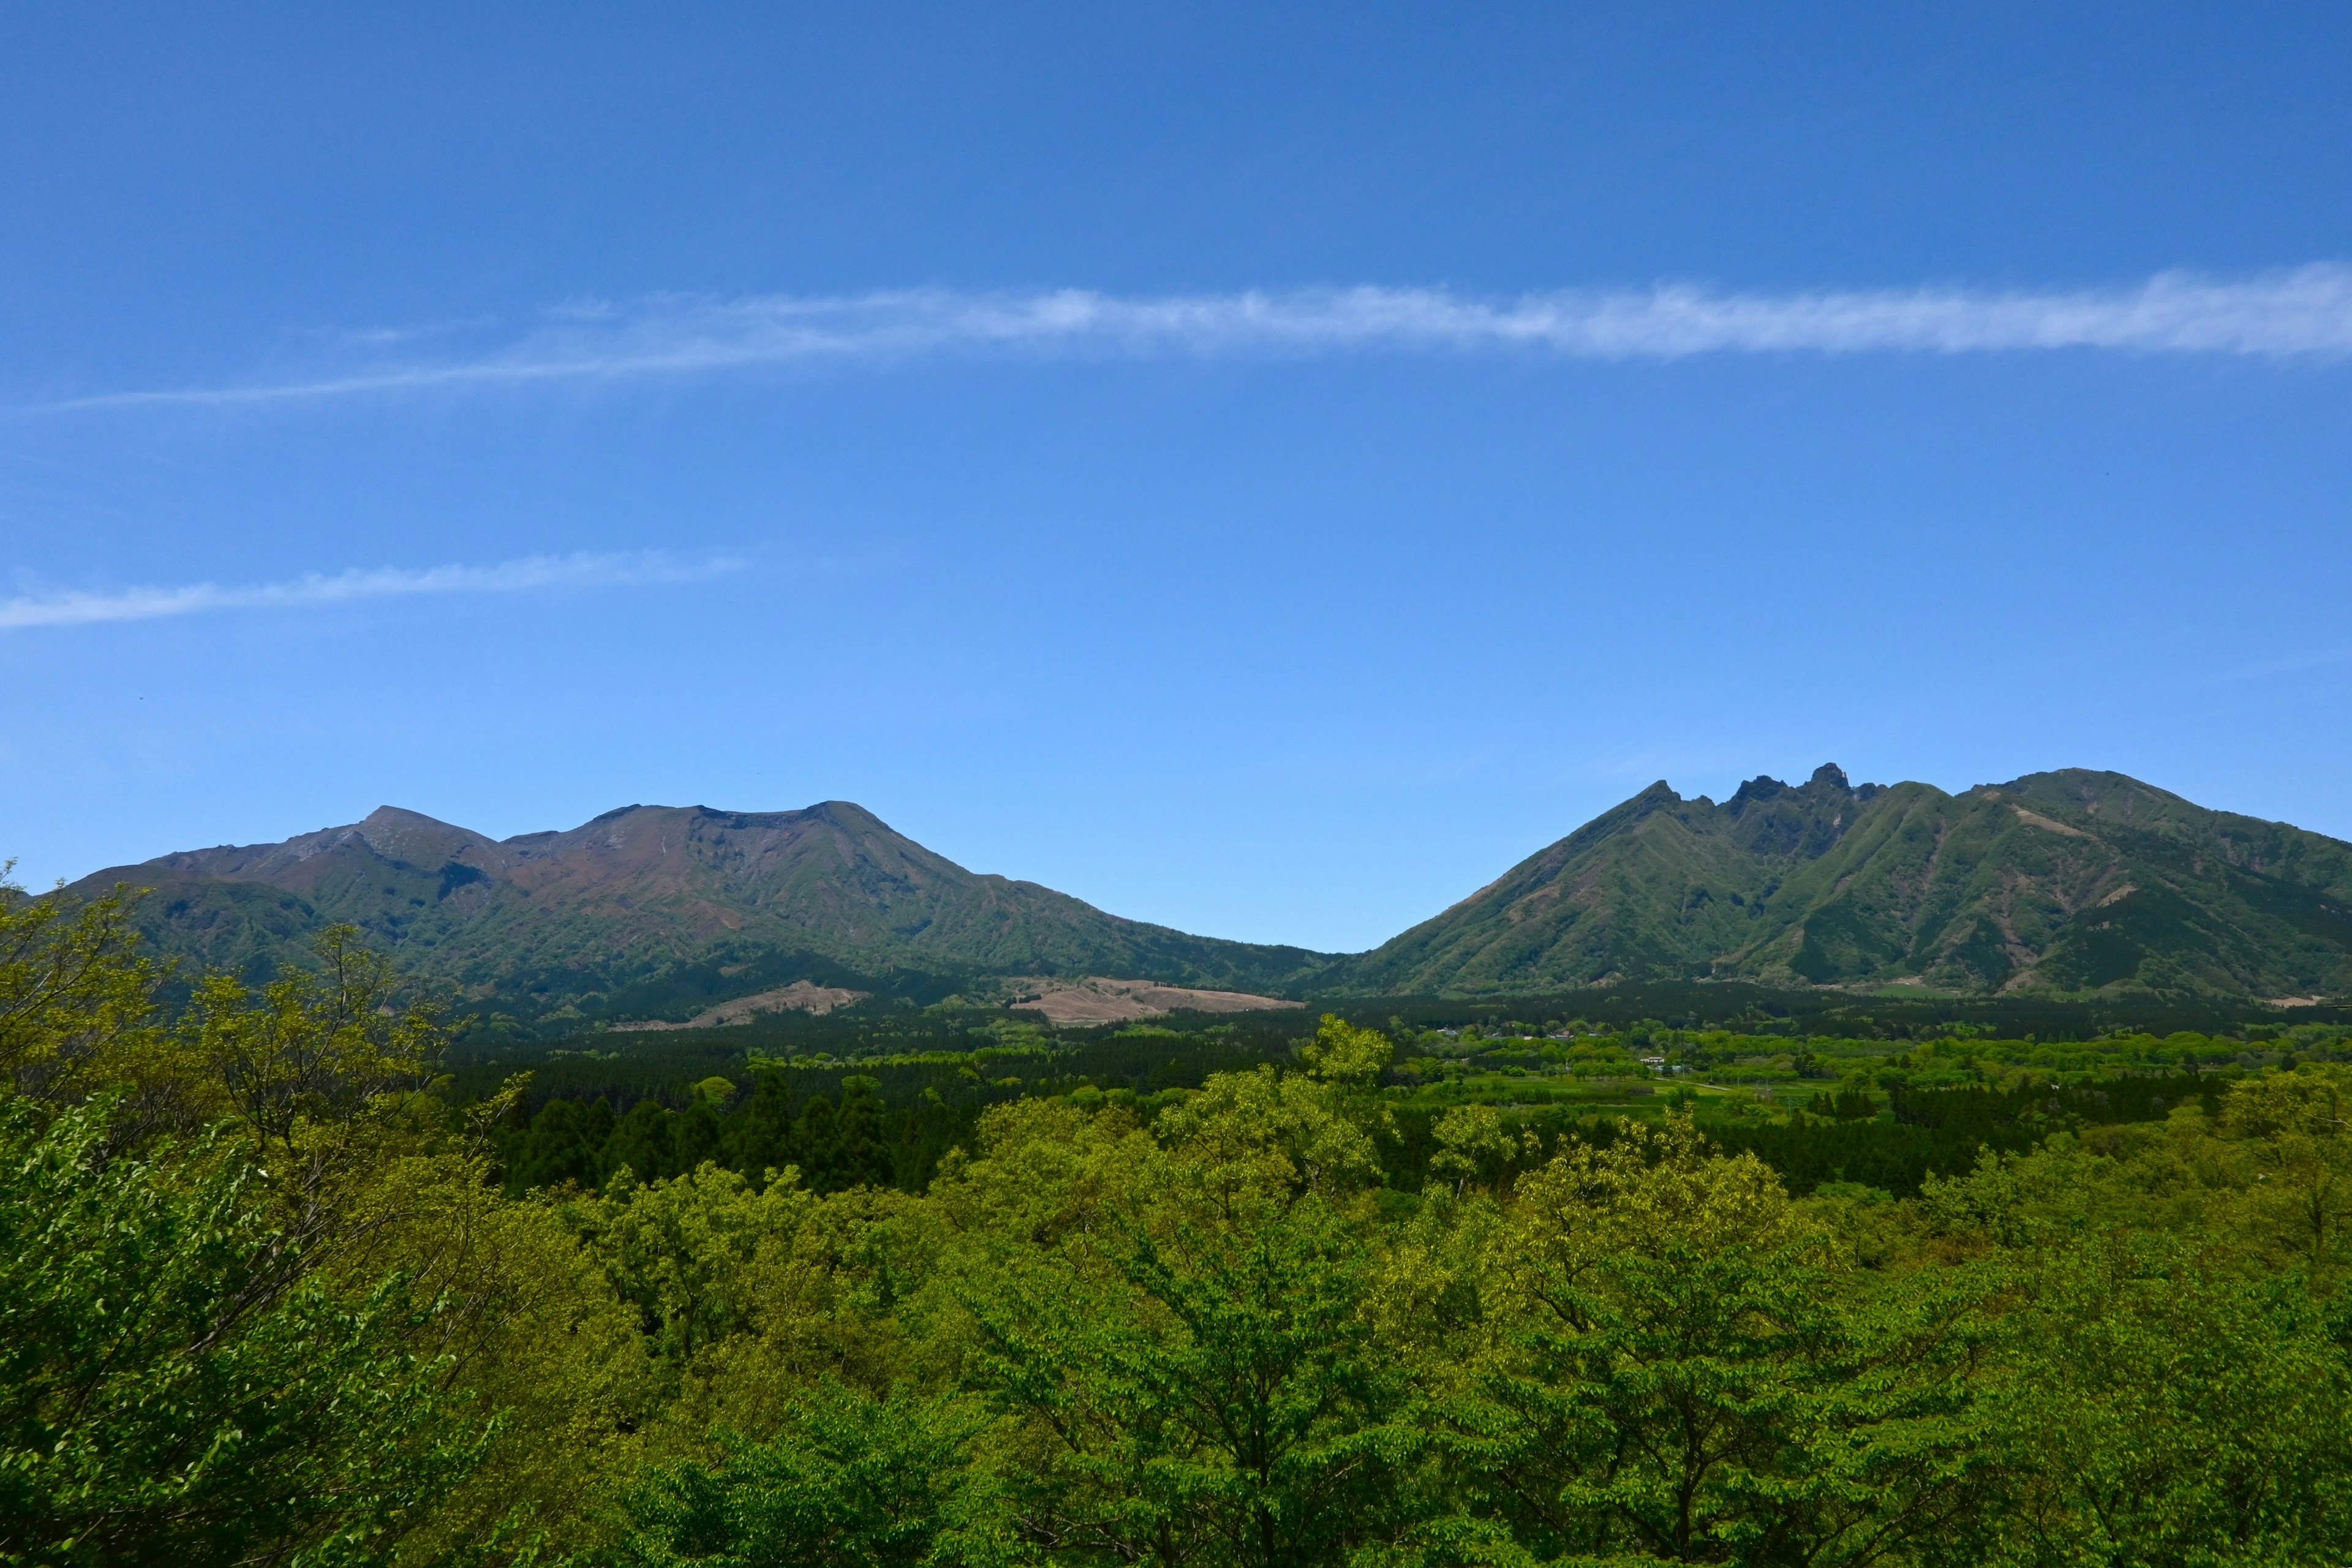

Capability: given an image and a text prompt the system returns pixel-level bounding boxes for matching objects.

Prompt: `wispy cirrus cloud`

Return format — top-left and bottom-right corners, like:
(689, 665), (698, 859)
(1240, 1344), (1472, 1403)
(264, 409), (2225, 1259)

(0, 551), (735, 630)
(36, 265), (2352, 412)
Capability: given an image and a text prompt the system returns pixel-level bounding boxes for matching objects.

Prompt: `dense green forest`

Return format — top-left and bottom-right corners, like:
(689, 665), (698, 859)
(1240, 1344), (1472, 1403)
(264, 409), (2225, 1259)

(7, 878), (2352, 1567)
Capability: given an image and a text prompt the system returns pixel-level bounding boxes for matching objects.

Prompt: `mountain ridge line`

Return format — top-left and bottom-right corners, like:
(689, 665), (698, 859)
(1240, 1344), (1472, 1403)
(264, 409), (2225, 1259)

(51, 764), (2352, 1012)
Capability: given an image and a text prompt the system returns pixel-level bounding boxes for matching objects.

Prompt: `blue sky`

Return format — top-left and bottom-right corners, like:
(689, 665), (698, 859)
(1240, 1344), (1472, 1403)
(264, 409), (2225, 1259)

(4, 3), (2350, 952)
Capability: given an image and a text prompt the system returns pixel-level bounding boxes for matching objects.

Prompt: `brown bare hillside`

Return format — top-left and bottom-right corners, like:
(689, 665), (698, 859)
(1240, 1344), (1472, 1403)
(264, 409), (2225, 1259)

(609, 981), (868, 1031)
(1005, 976), (1305, 1025)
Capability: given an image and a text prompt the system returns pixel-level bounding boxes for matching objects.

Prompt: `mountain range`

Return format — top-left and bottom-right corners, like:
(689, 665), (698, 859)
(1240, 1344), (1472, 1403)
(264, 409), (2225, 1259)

(60, 766), (2352, 1018)
(67, 801), (1325, 1024)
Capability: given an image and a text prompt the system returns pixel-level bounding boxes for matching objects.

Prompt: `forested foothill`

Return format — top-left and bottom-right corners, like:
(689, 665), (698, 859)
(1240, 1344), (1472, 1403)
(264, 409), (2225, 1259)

(7, 876), (2352, 1567)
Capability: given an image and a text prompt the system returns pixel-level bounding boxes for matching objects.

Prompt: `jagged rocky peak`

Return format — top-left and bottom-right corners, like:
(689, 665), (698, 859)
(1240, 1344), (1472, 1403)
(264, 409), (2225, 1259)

(1729, 761), (1874, 807)
(1715, 763), (1878, 859)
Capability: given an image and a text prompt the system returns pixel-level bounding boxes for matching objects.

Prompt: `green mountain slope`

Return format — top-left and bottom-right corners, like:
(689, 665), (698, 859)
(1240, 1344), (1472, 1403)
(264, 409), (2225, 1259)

(62, 767), (2352, 1012)
(1348, 766), (2352, 1000)
(67, 801), (1331, 1019)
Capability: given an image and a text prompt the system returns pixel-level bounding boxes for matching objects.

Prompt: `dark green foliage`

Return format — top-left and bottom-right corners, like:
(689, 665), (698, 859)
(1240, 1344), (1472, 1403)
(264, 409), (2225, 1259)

(453, 1008), (1303, 1105)
(608, 1098), (680, 1183)
(818, 1078), (896, 1193)
(1358, 977), (2349, 1039)
(730, 1071), (795, 1176)
(1376, 1072), (2228, 1200)
(1705, 1072), (2213, 1196)
(676, 1098), (726, 1173)
(508, 1094), (613, 1191)
(500, 1070), (973, 1196)
(475, 987), (2330, 1205)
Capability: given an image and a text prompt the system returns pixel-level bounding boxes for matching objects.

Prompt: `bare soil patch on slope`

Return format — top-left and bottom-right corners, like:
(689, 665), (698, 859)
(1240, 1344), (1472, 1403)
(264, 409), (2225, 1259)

(612, 980), (869, 1030)
(1005, 976), (1305, 1025)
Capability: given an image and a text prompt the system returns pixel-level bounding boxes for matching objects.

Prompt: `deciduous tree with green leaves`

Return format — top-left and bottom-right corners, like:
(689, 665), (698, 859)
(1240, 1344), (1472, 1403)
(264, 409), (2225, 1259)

(0, 1097), (489, 1568)
(945, 1080), (1426, 1567)
(618, 1381), (1011, 1568)
(1447, 1114), (1999, 1567)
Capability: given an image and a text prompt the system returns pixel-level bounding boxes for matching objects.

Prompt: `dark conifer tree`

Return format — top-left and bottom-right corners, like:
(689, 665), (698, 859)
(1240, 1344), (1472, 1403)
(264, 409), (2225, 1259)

(729, 1070), (796, 1184)
(674, 1097), (724, 1174)
(510, 1098), (601, 1193)
(581, 1096), (617, 1166)
(605, 1098), (677, 1182)
(829, 1077), (896, 1191)
(794, 1093), (842, 1192)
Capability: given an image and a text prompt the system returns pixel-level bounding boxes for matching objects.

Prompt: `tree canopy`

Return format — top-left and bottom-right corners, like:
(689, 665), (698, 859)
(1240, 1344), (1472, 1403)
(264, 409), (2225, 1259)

(2, 875), (2348, 1566)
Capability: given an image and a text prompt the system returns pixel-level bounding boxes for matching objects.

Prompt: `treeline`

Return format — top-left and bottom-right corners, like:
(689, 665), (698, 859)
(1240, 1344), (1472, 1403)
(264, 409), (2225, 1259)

(7, 884), (2352, 1567)
(494, 1030), (1298, 1204)
(1368, 1072), (2220, 1200)
(1703, 1072), (2222, 1194)
(486, 1038), (2231, 1207)
(481, 1028), (1300, 1197)
(448, 1015), (1303, 1107)
(499, 1075), (971, 1196)
(465, 967), (2351, 1063)
(1363, 976), (2352, 1039)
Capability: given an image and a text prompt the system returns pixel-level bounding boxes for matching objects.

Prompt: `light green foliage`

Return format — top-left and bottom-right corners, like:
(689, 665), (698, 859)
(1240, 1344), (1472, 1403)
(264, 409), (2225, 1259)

(1428, 1103), (1523, 1194)
(0, 1098), (486, 1567)
(1155, 1064), (1388, 1196)
(344, 1144), (655, 1565)
(1989, 1234), (2352, 1567)
(0, 903), (646, 1566)
(1300, 1012), (1395, 1086)
(1446, 1115), (1997, 1566)
(0, 873), (167, 1112)
(942, 1083), (1422, 1567)
(619, 1383), (1008, 1568)
(575, 1162), (936, 1457)
(571, 1163), (821, 1369)
(187, 923), (445, 1159)
(2219, 1062), (2352, 1270)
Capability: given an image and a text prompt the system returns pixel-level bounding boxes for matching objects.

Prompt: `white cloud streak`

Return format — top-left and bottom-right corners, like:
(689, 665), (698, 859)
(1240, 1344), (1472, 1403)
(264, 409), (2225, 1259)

(37, 265), (2352, 412)
(0, 552), (734, 630)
